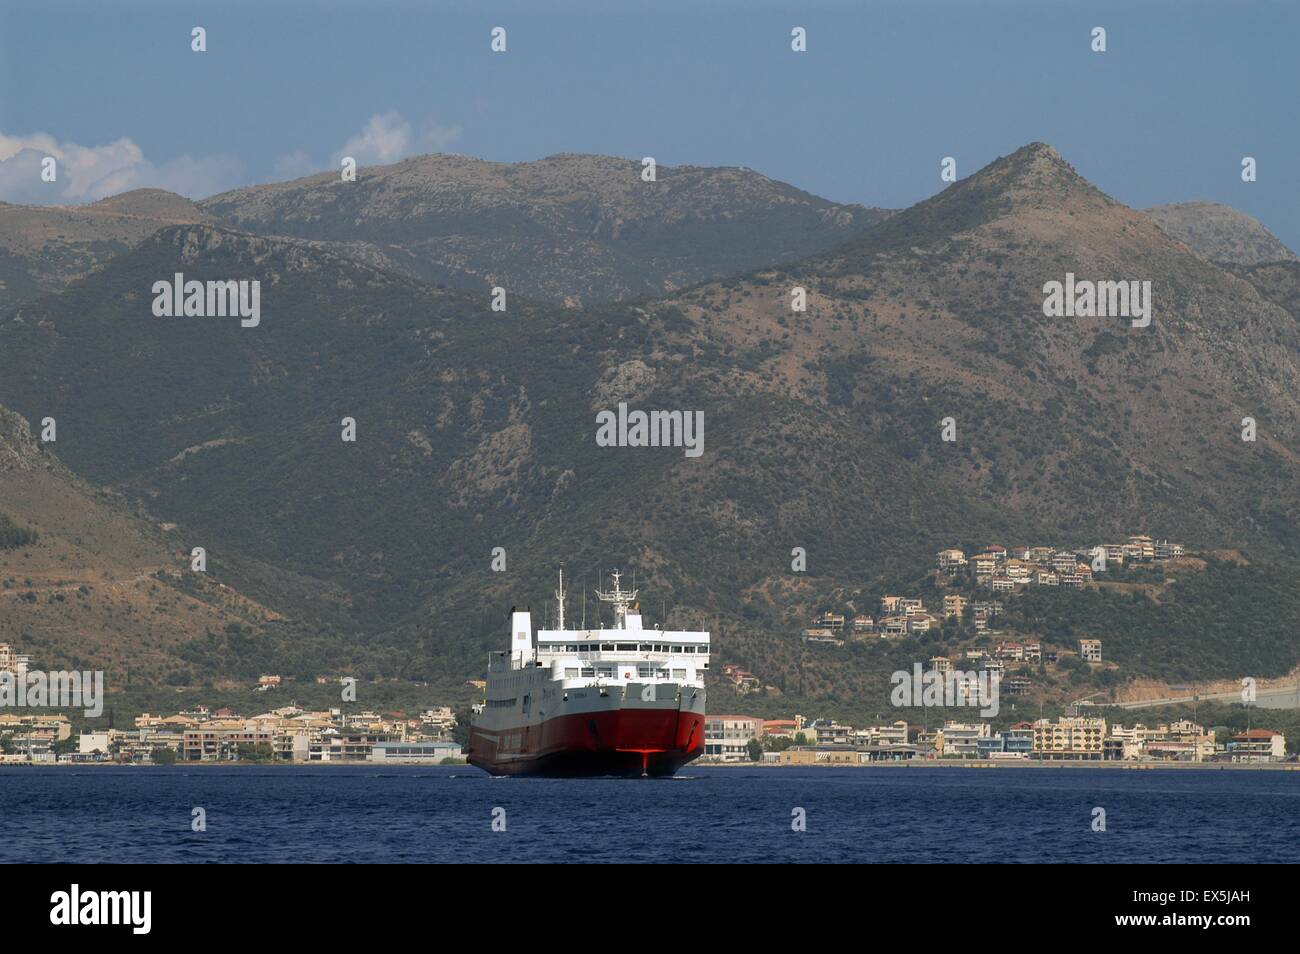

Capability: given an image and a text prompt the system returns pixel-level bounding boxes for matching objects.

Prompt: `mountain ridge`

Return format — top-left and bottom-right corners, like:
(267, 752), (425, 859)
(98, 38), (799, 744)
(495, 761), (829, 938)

(197, 152), (893, 304)
(1145, 201), (1299, 266)
(0, 141), (1296, 706)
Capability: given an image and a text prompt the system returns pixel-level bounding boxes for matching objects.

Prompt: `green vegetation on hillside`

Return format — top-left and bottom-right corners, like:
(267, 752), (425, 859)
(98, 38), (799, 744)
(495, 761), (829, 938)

(0, 512), (36, 549)
(998, 558), (1300, 682)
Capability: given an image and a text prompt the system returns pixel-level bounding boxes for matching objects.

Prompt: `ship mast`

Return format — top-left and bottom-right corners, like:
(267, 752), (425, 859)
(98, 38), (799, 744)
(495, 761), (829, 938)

(554, 563), (566, 631)
(594, 569), (638, 629)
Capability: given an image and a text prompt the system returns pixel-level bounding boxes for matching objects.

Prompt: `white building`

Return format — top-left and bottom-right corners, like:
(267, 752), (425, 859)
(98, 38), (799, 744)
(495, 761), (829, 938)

(78, 732), (111, 756)
(937, 722), (991, 758)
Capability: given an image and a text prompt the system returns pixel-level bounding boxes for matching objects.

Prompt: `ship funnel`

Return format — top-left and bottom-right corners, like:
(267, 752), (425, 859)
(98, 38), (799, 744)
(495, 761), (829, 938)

(510, 608), (535, 665)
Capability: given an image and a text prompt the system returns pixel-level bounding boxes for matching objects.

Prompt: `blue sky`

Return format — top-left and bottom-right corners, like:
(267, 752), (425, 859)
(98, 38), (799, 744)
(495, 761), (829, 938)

(2, 0), (1297, 248)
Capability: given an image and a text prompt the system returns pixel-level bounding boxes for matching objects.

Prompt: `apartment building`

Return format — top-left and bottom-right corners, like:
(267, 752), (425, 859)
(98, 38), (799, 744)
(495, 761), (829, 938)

(420, 706), (458, 735)
(811, 720), (855, 747)
(857, 720), (910, 747)
(183, 721), (277, 761)
(1078, 639), (1102, 663)
(938, 721), (991, 758)
(370, 741), (462, 763)
(1004, 559), (1032, 582)
(1153, 540), (1185, 561)
(1108, 721), (1216, 761)
(976, 726), (1034, 758)
(1004, 676), (1033, 696)
(1049, 550), (1078, 573)
(0, 643), (31, 676)
(1127, 535), (1155, 560)
(907, 612), (935, 633)
(703, 714), (762, 761)
(936, 548), (967, 571)
(1033, 717), (1106, 760)
(880, 615), (908, 637)
(1227, 729), (1286, 762)
(307, 732), (391, 762)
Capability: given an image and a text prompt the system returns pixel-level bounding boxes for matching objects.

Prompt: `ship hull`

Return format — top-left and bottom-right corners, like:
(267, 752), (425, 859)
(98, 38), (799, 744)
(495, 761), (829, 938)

(469, 699), (705, 778)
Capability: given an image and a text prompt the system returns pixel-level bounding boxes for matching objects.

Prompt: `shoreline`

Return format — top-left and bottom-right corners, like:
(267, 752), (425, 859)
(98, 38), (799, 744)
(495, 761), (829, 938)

(699, 760), (1300, 771)
(3, 759), (1295, 771)
(0, 760), (470, 768)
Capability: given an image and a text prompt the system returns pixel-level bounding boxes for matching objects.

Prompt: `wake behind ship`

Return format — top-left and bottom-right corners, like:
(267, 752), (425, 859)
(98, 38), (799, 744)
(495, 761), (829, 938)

(467, 569), (708, 777)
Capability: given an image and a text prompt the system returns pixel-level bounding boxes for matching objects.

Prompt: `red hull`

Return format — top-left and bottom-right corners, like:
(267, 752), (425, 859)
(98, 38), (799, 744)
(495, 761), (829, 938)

(468, 706), (705, 777)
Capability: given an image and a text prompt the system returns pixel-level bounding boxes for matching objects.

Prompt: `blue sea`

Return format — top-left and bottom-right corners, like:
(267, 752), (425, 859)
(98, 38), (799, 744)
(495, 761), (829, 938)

(2, 765), (1295, 863)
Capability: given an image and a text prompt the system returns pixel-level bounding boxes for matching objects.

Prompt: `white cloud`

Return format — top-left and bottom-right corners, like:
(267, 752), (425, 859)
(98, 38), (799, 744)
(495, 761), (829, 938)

(272, 150), (321, 180)
(327, 111), (462, 168)
(1, 112), (462, 205)
(0, 130), (243, 205)
(272, 112), (463, 180)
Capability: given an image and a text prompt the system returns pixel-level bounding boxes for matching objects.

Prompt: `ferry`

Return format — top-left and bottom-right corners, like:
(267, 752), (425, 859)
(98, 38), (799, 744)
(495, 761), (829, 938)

(467, 568), (708, 777)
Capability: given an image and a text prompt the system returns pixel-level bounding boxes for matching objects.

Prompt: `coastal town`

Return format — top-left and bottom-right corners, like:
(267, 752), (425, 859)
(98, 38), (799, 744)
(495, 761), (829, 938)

(802, 534), (1188, 647)
(720, 533), (1204, 704)
(4, 695), (1285, 766)
(0, 532), (1290, 768)
(0, 643), (466, 764)
(0, 697), (466, 765)
(702, 714), (1289, 765)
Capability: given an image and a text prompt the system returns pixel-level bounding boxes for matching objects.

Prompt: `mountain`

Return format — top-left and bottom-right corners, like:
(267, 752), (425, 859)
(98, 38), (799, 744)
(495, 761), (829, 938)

(198, 153), (891, 305)
(1, 143), (1297, 705)
(0, 156), (887, 314)
(1144, 201), (1299, 265)
(1219, 260), (1300, 323)
(0, 404), (288, 683)
(611, 142), (1300, 695)
(0, 189), (211, 312)
(646, 143), (1300, 551)
(0, 224), (602, 678)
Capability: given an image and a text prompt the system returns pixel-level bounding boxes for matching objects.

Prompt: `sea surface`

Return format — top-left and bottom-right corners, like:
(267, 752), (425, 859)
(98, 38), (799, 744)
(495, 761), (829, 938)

(2, 765), (1296, 863)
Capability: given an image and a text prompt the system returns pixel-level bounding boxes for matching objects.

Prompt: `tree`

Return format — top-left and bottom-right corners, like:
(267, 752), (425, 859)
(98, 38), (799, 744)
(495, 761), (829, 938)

(235, 742), (274, 762)
(746, 738), (763, 762)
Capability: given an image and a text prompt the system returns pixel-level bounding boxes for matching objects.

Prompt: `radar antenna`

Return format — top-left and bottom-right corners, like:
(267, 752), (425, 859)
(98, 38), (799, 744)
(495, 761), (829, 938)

(594, 569), (639, 629)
